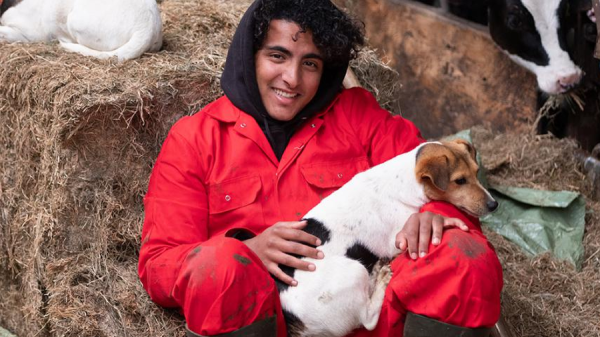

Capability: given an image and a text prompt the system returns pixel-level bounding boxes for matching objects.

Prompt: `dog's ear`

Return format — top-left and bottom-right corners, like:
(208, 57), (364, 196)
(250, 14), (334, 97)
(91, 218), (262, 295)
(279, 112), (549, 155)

(416, 150), (450, 191)
(453, 139), (477, 161)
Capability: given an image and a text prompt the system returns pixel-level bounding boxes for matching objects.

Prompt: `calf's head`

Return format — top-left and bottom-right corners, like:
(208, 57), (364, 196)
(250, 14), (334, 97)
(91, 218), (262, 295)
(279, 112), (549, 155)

(488, 0), (582, 95)
(415, 139), (498, 218)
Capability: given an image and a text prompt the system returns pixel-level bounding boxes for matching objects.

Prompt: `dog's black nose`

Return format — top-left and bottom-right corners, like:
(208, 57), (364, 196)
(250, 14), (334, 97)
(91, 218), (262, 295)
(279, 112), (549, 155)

(487, 200), (499, 212)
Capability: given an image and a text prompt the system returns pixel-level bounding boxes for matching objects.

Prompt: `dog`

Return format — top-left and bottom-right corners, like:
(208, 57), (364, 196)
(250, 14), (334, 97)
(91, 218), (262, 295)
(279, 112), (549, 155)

(0, 0), (162, 61)
(277, 139), (498, 337)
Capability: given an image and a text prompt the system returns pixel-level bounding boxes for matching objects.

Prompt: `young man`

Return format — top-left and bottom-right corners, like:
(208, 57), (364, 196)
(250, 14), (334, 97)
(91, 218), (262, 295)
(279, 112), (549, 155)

(138, 0), (503, 336)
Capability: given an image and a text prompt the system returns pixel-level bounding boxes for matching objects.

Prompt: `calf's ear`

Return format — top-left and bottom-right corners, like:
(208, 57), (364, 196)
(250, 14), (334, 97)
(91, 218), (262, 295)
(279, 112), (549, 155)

(417, 154), (450, 191)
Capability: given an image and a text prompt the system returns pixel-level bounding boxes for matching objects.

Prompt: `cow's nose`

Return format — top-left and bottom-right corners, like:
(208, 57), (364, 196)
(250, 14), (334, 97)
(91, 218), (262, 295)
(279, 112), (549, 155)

(558, 72), (583, 92)
(487, 200), (499, 212)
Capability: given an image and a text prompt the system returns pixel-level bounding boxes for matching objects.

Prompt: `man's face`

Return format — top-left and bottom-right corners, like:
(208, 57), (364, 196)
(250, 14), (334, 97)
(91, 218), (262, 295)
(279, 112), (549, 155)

(255, 20), (324, 121)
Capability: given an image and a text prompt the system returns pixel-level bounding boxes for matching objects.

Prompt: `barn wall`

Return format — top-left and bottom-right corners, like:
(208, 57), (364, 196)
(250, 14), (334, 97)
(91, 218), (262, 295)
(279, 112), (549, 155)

(335, 0), (538, 139)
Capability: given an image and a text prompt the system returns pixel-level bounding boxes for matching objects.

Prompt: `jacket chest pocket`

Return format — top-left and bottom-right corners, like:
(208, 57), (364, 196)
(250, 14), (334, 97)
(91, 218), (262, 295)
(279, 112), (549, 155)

(208, 175), (264, 234)
(300, 158), (370, 198)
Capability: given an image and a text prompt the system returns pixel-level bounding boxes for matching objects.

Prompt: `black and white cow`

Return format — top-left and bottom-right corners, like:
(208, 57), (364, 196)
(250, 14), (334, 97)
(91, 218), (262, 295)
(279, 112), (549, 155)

(488, 0), (583, 95)
(412, 0), (598, 151)
(412, 0), (584, 95)
(487, 0), (600, 152)
(0, 0), (163, 62)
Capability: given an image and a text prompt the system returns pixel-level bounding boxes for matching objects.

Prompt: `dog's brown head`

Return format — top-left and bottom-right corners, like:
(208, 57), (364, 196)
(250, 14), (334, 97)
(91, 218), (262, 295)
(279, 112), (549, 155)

(415, 139), (498, 217)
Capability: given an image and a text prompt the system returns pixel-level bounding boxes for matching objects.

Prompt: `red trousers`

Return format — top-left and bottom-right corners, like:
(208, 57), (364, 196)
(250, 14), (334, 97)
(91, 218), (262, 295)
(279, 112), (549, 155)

(169, 204), (503, 336)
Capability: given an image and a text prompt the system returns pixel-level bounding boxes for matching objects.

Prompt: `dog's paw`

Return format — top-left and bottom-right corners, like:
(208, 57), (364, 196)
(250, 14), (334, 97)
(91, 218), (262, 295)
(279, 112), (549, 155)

(374, 261), (392, 286)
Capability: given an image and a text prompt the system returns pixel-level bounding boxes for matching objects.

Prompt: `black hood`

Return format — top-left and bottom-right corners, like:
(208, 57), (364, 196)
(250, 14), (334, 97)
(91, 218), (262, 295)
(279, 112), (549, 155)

(221, 0), (349, 160)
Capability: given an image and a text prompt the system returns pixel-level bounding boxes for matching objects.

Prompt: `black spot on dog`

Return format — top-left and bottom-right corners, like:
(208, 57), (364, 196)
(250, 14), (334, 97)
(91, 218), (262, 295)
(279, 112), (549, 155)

(283, 309), (307, 337)
(302, 218), (332, 246)
(345, 243), (378, 274)
(275, 270), (292, 292)
(276, 218), (331, 292)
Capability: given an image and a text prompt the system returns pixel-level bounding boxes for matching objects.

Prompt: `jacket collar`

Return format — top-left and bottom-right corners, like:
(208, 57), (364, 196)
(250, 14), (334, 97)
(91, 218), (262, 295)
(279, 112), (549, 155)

(205, 92), (342, 123)
(204, 96), (241, 123)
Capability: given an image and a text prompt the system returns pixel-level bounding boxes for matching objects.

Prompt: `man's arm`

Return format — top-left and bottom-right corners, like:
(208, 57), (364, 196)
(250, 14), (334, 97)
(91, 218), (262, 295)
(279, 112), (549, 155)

(138, 123), (210, 307)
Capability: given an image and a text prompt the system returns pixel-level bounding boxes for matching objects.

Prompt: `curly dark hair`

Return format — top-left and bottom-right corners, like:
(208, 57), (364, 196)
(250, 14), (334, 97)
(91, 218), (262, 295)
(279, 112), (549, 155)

(253, 0), (365, 66)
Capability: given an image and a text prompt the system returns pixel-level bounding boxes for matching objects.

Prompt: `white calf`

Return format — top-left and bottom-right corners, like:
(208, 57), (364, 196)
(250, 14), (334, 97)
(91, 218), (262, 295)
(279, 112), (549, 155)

(0, 0), (163, 61)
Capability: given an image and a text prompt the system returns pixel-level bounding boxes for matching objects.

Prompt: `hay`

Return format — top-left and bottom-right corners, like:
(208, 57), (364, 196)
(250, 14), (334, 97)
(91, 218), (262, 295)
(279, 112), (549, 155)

(471, 126), (600, 337)
(1, 0), (598, 336)
(0, 0), (251, 335)
(0, 0), (404, 336)
(349, 48), (402, 114)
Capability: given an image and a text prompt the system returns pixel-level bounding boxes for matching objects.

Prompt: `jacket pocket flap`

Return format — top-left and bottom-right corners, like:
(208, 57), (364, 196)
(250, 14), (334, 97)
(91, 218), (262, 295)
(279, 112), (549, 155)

(301, 158), (370, 189)
(209, 175), (261, 214)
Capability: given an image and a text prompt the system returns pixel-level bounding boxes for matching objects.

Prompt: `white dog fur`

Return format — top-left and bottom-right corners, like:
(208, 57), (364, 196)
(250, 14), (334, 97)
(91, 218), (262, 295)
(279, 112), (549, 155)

(0, 0), (163, 61)
(279, 141), (496, 337)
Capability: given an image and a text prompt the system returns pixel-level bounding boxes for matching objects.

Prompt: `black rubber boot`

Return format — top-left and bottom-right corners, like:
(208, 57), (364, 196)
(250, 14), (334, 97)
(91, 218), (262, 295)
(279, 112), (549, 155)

(185, 316), (277, 337)
(404, 312), (492, 337)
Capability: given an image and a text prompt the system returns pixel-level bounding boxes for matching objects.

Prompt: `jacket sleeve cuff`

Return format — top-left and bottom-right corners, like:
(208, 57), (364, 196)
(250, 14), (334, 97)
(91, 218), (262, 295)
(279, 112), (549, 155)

(419, 201), (482, 231)
(225, 228), (256, 241)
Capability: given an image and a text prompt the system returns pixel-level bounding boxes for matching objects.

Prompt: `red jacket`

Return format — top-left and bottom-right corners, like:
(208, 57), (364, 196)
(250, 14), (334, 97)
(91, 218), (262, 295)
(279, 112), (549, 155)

(138, 87), (423, 306)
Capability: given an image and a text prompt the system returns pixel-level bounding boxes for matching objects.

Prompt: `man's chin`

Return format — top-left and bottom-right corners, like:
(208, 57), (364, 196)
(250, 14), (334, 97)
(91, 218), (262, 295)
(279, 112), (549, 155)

(265, 107), (300, 121)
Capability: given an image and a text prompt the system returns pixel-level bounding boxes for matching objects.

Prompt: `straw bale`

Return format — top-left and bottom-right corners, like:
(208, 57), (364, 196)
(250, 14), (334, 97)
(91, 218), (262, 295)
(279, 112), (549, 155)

(348, 48), (402, 114)
(0, 0), (251, 335)
(0, 0), (403, 336)
(2, 0), (597, 335)
(472, 126), (600, 337)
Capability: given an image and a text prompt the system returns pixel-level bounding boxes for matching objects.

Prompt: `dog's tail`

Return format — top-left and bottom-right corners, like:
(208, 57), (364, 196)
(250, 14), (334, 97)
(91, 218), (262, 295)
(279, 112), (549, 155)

(59, 25), (163, 62)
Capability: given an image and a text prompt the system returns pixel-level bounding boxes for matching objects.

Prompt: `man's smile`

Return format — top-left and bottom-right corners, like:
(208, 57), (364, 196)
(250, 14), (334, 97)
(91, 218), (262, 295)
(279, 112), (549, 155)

(273, 88), (300, 99)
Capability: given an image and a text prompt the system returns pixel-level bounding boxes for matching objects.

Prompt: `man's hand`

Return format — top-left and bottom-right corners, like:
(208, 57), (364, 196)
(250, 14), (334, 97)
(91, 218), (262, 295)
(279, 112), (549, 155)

(395, 212), (469, 259)
(245, 221), (324, 286)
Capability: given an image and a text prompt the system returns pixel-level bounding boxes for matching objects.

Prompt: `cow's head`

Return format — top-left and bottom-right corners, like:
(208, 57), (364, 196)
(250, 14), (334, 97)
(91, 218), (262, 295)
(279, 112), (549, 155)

(488, 0), (583, 95)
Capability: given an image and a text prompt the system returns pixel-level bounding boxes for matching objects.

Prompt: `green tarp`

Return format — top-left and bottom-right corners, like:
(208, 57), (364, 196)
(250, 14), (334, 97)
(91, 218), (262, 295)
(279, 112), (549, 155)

(481, 186), (585, 270)
(0, 326), (16, 337)
(444, 130), (586, 270)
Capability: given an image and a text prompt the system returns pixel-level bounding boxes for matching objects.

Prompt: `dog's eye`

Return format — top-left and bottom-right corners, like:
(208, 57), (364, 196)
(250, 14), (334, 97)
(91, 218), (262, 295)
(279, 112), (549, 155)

(455, 178), (467, 185)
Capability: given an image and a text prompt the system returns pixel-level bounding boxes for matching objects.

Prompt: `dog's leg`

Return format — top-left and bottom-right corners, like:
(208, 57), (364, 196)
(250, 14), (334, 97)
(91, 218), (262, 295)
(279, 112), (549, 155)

(0, 26), (28, 42)
(361, 261), (392, 330)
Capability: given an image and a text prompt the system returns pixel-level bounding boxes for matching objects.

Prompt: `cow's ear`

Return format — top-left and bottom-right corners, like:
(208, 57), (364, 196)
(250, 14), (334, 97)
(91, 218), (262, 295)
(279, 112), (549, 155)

(416, 150), (450, 192)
